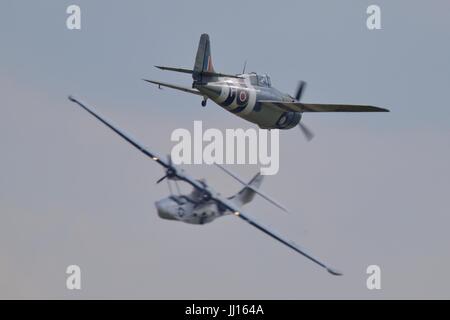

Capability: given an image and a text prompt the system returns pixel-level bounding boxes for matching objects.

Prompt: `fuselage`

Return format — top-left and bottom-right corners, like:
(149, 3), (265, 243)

(155, 195), (229, 225)
(194, 72), (302, 130)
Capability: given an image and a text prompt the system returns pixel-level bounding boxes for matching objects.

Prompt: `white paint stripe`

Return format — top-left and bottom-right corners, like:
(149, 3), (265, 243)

(216, 82), (230, 103)
(226, 79), (241, 111)
(240, 75), (256, 115)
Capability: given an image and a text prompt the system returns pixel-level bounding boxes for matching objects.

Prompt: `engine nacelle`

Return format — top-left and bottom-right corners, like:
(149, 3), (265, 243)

(275, 112), (302, 129)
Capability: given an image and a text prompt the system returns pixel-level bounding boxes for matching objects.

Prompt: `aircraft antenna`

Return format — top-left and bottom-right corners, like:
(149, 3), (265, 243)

(242, 60), (247, 74)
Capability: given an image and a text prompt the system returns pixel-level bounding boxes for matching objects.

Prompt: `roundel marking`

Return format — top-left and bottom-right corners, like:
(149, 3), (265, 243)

(239, 91), (247, 102)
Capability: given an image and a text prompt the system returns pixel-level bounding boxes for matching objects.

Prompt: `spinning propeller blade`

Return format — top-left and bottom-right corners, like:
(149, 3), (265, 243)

(298, 122), (314, 141)
(157, 154), (175, 184)
(156, 175), (168, 184)
(294, 81), (314, 141)
(295, 81), (306, 101)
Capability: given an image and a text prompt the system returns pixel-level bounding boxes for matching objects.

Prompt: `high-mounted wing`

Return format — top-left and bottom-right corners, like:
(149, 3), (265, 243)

(259, 101), (389, 113)
(142, 79), (203, 96)
(67, 96), (208, 194)
(213, 195), (342, 276)
(68, 96), (169, 168)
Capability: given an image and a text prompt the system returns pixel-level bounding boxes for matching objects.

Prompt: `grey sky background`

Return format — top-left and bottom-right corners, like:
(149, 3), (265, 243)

(1, 0), (450, 299)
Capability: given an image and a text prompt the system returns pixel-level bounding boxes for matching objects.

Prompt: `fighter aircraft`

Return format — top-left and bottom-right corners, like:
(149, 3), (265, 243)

(143, 34), (389, 140)
(68, 96), (342, 276)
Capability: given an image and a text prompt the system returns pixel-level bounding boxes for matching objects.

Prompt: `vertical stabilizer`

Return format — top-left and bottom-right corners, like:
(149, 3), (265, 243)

(193, 34), (216, 82)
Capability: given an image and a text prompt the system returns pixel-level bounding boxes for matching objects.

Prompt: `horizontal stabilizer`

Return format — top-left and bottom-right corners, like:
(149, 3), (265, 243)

(142, 79), (202, 96)
(229, 172), (264, 206)
(155, 65), (194, 74)
(155, 65), (243, 79)
(215, 163), (289, 213)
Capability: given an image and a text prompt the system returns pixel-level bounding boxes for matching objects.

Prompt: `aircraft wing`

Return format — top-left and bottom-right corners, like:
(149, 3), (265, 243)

(67, 96), (209, 193)
(214, 195), (343, 276)
(259, 101), (389, 113)
(142, 79), (203, 96)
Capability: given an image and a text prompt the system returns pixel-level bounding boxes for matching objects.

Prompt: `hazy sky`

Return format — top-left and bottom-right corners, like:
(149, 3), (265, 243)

(1, 1), (450, 299)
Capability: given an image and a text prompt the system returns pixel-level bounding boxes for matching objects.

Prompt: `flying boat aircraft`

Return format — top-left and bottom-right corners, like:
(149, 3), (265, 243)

(67, 96), (343, 276)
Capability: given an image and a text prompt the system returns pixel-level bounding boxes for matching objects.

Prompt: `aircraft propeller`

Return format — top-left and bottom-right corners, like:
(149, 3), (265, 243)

(156, 154), (177, 183)
(294, 81), (315, 141)
(294, 81), (306, 101)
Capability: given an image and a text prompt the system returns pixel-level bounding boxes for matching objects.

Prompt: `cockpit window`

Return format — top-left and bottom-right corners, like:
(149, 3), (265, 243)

(257, 74), (271, 87)
(249, 74), (258, 85)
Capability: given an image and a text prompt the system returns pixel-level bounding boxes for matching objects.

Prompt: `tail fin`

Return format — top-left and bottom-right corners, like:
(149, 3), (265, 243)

(229, 173), (264, 207)
(154, 35), (242, 81)
(193, 34), (215, 82)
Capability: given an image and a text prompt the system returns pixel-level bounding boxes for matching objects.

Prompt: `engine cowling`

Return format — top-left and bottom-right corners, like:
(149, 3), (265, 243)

(276, 112), (302, 129)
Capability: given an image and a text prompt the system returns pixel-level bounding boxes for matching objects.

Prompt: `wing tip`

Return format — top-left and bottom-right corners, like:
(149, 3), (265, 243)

(327, 267), (343, 276)
(376, 106), (390, 112)
(142, 79), (158, 86)
(68, 95), (78, 103)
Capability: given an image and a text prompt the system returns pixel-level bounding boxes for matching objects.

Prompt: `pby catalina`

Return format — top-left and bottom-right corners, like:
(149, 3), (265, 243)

(68, 96), (342, 276)
(144, 34), (389, 140)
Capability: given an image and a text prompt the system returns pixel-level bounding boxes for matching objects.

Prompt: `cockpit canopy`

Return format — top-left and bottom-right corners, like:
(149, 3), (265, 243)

(248, 73), (271, 87)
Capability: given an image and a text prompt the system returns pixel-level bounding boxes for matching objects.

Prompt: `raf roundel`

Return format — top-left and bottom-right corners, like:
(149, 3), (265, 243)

(239, 91), (247, 102)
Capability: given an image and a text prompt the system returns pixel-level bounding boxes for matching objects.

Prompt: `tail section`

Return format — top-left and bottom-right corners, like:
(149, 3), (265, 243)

(194, 34), (215, 74)
(215, 163), (288, 212)
(193, 34), (217, 83)
(153, 34), (242, 82)
(229, 173), (264, 206)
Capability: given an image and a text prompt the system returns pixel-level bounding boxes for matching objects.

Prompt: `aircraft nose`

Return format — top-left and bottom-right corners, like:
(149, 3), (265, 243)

(155, 199), (165, 211)
(155, 198), (177, 221)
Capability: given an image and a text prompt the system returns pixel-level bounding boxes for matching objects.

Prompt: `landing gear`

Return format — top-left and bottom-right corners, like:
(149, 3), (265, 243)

(201, 98), (207, 107)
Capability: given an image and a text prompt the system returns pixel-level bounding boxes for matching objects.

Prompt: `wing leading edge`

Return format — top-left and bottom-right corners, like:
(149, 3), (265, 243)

(259, 101), (389, 113)
(216, 196), (343, 276)
(67, 96), (208, 193)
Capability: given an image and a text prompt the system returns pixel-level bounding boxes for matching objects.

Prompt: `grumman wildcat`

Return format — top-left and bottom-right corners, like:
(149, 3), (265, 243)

(144, 33), (389, 140)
